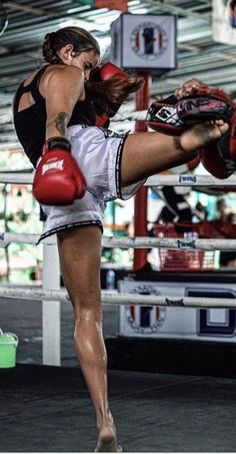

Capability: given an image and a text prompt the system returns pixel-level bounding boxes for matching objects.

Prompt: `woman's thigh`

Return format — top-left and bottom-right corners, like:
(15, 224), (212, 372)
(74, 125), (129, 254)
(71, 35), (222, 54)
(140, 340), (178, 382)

(57, 226), (102, 316)
(120, 131), (189, 187)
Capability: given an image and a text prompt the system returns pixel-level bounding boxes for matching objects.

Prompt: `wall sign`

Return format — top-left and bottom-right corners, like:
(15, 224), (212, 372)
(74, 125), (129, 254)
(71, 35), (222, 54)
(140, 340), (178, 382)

(110, 13), (177, 70)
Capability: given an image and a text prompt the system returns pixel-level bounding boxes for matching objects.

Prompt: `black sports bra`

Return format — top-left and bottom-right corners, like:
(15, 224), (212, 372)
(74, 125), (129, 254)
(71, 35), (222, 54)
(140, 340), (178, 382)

(13, 65), (96, 167)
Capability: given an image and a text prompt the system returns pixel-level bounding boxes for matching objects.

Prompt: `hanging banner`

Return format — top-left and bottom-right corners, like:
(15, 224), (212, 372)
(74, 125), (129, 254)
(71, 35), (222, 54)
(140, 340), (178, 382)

(212, 0), (236, 44)
(95, 0), (128, 12)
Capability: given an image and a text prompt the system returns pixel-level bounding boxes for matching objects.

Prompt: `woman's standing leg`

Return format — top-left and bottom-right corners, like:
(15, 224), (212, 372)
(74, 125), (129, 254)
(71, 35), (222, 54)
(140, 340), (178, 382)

(57, 226), (120, 452)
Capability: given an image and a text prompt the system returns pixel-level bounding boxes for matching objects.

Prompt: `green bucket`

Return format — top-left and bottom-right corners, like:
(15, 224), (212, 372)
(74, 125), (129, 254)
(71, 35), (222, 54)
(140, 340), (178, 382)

(0, 329), (18, 369)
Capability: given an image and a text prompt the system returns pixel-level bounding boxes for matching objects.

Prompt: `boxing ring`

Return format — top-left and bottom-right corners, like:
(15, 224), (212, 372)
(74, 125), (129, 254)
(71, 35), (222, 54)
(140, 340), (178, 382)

(1, 172), (236, 366)
(1, 12), (236, 451)
(1, 168), (236, 453)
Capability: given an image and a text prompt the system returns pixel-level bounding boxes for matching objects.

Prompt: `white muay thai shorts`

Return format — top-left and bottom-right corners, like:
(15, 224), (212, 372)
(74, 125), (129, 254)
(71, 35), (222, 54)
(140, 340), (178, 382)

(39, 125), (145, 242)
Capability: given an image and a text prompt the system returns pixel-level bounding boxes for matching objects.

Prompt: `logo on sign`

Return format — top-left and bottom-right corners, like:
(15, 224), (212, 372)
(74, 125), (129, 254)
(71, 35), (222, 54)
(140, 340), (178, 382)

(179, 175), (197, 183)
(125, 285), (166, 334)
(130, 22), (169, 60)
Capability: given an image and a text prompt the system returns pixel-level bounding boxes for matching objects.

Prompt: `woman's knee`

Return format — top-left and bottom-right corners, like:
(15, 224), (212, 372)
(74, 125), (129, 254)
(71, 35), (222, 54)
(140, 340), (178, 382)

(75, 305), (102, 323)
(72, 290), (102, 318)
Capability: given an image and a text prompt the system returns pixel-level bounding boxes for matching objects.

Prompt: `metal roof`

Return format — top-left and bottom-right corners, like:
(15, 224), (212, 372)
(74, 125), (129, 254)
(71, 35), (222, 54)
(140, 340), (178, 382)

(1, 0), (236, 149)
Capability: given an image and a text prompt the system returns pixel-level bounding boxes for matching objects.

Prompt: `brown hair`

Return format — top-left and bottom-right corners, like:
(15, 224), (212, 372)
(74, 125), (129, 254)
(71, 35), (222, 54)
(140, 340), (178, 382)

(42, 26), (100, 64)
(86, 73), (144, 116)
(42, 26), (143, 115)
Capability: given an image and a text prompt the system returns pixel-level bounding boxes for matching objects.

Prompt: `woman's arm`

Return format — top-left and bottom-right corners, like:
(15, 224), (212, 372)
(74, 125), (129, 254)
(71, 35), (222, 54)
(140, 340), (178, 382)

(43, 65), (85, 139)
(32, 65), (87, 205)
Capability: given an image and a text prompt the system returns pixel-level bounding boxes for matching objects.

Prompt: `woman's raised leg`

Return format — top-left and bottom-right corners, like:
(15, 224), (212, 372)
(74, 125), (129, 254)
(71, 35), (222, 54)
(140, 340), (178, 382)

(120, 121), (229, 187)
(57, 226), (120, 452)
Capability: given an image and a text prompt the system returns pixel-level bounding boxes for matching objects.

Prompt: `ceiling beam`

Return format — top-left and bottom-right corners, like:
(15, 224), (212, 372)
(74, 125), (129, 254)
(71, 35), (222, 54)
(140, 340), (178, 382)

(143, 0), (211, 22)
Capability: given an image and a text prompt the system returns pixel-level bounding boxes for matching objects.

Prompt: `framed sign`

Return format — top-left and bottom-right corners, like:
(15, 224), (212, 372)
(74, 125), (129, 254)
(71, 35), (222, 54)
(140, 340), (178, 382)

(118, 280), (236, 342)
(212, 0), (236, 44)
(110, 13), (177, 70)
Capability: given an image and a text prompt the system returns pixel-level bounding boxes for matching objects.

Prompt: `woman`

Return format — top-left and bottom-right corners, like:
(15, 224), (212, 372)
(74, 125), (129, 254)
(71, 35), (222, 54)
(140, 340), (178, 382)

(13, 26), (228, 452)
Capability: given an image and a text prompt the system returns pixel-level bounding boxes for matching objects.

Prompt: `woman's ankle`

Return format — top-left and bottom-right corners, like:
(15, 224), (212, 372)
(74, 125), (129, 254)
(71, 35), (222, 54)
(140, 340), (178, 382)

(97, 409), (114, 430)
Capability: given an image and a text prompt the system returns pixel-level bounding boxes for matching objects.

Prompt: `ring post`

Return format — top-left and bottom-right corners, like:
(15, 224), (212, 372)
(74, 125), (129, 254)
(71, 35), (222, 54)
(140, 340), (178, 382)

(133, 71), (151, 271)
(42, 236), (61, 366)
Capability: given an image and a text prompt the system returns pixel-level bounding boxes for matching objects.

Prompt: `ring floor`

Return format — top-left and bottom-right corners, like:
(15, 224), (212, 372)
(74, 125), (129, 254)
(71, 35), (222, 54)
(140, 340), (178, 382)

(1, 297), (236, 452)
(1, 365), (236, 452)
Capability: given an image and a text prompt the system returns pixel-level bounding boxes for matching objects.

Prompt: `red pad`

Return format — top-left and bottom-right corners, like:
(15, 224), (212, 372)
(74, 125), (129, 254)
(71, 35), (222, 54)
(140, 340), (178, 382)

(200, 131), (236, 179)
(229, 112), (236, 159)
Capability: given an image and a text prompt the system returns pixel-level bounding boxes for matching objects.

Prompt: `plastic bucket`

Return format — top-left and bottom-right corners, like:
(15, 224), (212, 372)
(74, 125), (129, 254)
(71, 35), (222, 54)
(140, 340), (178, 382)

(0, 329), (18, 368)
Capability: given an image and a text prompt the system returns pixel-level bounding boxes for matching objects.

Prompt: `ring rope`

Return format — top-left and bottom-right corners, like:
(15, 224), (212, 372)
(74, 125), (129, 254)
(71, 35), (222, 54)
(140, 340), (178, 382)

(0, 173), (235, 187)
(145, 174), (236, 187)
(112, 110), (147, 122)
(0, 232), (236, 250)
(102, 236), (236, 251)
(0, 285), (235, 308)
(0, 233), (40, 247)
(0, 173), (33, 184)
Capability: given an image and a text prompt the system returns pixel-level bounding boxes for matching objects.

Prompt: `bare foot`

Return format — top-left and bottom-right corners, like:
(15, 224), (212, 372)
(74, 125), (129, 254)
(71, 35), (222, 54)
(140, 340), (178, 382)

(180, 119), (229, 152)
(94, 424), (122, 452)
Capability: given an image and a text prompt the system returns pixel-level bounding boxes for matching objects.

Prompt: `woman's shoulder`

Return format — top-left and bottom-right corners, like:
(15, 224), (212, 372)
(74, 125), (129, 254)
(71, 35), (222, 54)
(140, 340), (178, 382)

(45, 64), (83, 80)
(23, 64), (82, 87)
(40, 64), (84, 96)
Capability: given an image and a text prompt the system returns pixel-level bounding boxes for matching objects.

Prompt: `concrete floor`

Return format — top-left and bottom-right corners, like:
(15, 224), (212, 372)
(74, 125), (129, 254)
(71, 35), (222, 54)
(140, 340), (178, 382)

(0, 296), (119, 366)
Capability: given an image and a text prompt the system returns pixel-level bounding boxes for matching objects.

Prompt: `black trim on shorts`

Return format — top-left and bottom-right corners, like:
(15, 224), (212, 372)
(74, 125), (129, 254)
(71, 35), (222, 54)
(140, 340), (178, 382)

(115, 132), (129, 199)
(37, 220), (103, 244)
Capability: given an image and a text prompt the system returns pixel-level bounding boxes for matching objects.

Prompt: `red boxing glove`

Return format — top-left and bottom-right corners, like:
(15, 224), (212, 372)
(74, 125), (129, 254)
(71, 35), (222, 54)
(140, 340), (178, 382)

(33, 137), (87, 205)
(187, 154), (201, 172)
(95, 113), (110, 128)
(92, 62), (129, 84)
(229, 111), (236, 159)
(99, 62), (130, 83)
(200, 131), (236, 179)
(91, 62), (130, 127)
